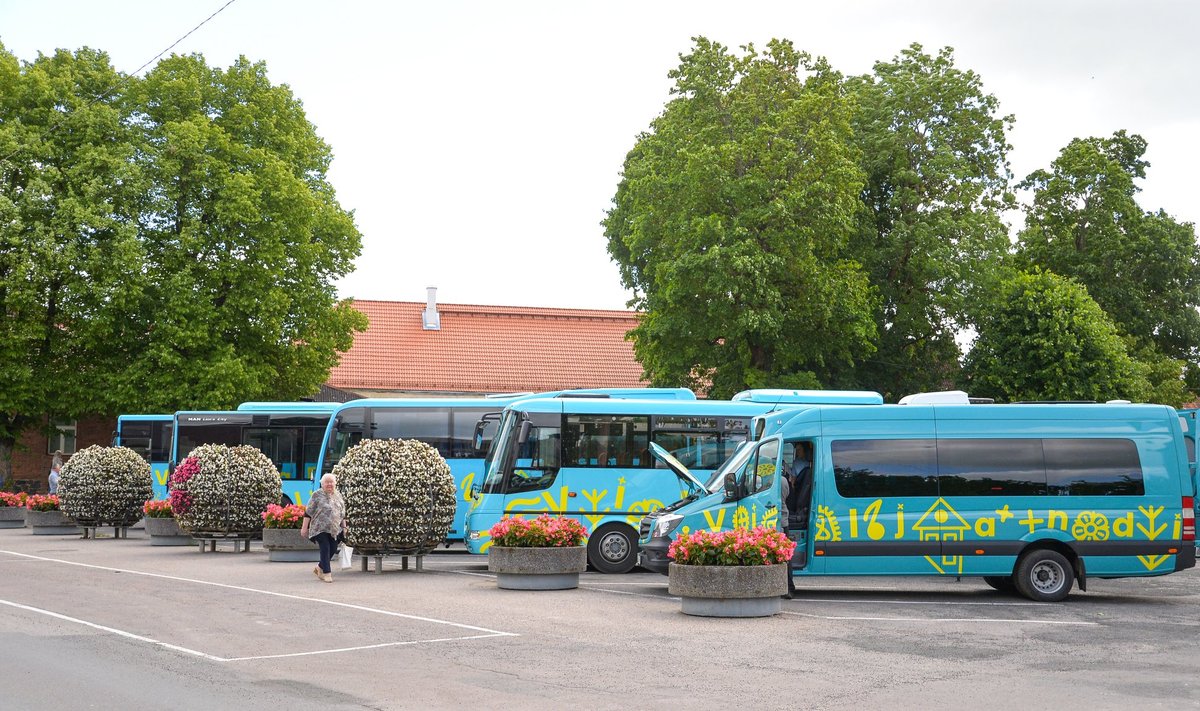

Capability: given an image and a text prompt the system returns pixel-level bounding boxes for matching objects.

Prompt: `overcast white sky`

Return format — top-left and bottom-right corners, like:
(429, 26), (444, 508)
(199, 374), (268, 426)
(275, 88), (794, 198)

(2, 1), (1196, 310)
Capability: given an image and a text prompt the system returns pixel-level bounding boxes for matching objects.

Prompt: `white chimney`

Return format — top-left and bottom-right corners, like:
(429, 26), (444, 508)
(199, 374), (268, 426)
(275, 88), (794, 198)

(422, 286), (441, 330)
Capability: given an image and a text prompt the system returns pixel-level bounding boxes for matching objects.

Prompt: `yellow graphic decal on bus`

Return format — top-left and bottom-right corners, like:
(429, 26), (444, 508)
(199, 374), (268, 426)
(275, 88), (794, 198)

(816, 497), (1179, 573)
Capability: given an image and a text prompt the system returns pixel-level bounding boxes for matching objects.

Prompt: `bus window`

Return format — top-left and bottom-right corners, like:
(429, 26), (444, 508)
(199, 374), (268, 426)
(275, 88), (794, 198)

(832, 439), (938, 498)
(1044, 438), (1143, 495)
(937, 438), (1046, 496)
(563, 415), (649, 467)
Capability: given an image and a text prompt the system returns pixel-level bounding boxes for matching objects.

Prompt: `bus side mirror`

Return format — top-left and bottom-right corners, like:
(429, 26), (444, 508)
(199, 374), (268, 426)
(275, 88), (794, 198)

(518, 420), (531, 445)
(473, 422), (486, 451)
(723, 471), (739, 501)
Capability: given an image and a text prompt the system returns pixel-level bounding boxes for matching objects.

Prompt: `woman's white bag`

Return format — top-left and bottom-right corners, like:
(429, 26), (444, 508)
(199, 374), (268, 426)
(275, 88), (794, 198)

(339, 545), (354, 570)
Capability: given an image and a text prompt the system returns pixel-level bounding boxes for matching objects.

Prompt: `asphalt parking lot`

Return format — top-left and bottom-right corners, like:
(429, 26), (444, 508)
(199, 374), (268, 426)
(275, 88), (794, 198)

(1, 526), (1197, 710)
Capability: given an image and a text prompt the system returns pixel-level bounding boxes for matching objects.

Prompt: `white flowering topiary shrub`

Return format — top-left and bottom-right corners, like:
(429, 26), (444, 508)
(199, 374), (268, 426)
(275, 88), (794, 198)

(334, 439), (455, 553)
(58, 445), (153, 526)
(170, 444), (282, 534)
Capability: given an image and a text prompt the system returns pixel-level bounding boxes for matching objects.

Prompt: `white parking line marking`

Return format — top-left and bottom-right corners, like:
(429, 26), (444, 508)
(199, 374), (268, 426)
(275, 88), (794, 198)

(0, 598), (225, 661)
(0, 549), (519, 661)
(783, 610), (1098, 625)
(0, 549), (516, 636)
(224, 633), (514, 661)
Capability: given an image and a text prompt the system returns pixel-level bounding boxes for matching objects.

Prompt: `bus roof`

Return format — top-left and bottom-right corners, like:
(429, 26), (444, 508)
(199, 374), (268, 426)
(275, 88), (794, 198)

(505, 397), (774, 417)
(732, 389), (884, 405)
(329, 388), (698, 414)
(760, 400), (1181, 440)
(235, 402), (341, 413)
(117, 414), (173, 422)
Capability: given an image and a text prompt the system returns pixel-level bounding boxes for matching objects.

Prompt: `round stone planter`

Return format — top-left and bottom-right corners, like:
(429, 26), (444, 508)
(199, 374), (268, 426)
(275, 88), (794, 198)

(144, 516), (193, 546)
(488, 545), (587, 590)
(0, 507), (25, 529)
(668, 562), (788, 618)
(262, 527), (320, 562)
(25, 509), (80, 536)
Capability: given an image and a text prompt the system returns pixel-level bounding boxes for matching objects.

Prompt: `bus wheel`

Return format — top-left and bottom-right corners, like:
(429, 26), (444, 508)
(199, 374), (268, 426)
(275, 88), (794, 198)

(983, 576), (1016, 594)
(588, 523), (637, 574)
(280, 494), (293, 507)
(1014, 549), (1074, 602)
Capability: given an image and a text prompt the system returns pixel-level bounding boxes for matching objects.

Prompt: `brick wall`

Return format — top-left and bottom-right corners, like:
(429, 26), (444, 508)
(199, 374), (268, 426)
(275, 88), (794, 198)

(8, 416), (115, 493)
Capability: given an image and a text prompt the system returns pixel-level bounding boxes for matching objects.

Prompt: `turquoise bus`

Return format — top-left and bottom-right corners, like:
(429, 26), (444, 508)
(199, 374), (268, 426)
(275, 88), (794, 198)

(464, 392), (884, 572)
(313, 389), (697, 545)
(172, 402), (340, 505)
(113, 414), (174, 498)
(639, 391), (1197, 601)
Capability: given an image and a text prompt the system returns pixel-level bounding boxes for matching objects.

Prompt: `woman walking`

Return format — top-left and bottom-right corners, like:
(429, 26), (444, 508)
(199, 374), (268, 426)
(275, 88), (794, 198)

(300, 473), (346, 583)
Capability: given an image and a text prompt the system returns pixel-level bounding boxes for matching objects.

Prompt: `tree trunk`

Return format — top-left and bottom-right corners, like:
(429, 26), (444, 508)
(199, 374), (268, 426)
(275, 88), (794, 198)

(0, 437), (14, 489)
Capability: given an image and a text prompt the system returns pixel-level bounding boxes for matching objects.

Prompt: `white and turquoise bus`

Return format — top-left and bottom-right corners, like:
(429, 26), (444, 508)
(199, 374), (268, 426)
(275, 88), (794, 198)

(114, 414), (174, 499)
(314, 389), (697, 545)
(640, 391), (1197, 601)
(464, 391), (882, 572)
(171, 402), (340, 505)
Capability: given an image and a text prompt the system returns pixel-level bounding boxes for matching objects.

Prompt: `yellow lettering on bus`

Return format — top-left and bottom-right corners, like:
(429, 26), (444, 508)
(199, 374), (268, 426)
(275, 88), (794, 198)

(974, 518), (995, 537)
(1112, 512), (1134, 538)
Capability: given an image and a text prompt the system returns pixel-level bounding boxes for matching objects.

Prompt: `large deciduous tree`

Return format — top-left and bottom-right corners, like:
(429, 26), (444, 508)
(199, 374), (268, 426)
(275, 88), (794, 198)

(846, 44), (1015, 401)
(0, 47), (365, 484)
(1015, 131), (1200, 402)
(963, 270), (1145, 402)
(0, 45), (147, 483)
(604, 38), (875, 398)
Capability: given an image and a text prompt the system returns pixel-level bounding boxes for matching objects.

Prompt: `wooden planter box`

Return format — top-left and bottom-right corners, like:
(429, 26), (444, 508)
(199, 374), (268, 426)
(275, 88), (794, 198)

(668, 562), (787, 617)
(488, 545), (587, 590)
(262, 527), (320, 562)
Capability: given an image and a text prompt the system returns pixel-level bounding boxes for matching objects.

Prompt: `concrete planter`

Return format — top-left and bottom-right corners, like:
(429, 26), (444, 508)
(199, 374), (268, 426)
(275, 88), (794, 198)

(25, 509), (80, 536)
(668, 562), (788, 617)
(488, 545), (587, 590)
(0, 507), (25, 529)
(262, 527), (320, 562)
(144, 516), (193, 546)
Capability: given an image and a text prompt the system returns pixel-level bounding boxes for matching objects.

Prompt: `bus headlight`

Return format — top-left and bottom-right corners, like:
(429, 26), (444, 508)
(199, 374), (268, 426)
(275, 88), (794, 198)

(652, 514), (683, 539)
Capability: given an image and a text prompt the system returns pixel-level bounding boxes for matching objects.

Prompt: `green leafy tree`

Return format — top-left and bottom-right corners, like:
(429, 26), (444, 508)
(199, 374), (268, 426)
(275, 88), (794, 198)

(108, 55), (366, 411)
(846, 44), (1014, 400)
(0, 48), (365, 484)
(0, 45), (147, 483)
(963, 270), (1145, 402)
(604, 38), (875, 398)
(1015, 131), (1200, 399)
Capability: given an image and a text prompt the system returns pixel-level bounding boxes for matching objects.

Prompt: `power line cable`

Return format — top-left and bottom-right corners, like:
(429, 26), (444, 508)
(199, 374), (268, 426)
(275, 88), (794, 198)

(0, 0), (240, 165)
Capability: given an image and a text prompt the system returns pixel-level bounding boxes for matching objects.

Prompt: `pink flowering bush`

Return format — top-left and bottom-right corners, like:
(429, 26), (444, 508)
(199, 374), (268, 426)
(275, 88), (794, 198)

(0, 492), (28, 508)
(489, 514), (588, 548)
(142, 500), (174, 519)
(668, 526), (796, 566)
(167, 457), (200, 517)
(26, 494), (61, 512)
(261, 503), (306, 529)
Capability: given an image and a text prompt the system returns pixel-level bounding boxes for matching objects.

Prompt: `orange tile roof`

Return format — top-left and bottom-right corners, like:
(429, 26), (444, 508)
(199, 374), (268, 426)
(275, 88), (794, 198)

(327, 299), (647, 393)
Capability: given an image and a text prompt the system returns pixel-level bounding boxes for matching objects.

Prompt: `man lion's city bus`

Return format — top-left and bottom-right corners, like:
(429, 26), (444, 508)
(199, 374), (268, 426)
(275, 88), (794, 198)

(172, 402), (340, 505)
(113, 414), (174, 499)
(464, 391), (883, 572)
(314, 389), (697, 545)
(639, 390), (1197, 601)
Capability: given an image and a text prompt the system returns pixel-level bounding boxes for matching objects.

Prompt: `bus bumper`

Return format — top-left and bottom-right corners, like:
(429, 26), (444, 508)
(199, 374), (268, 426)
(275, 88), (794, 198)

(639, 538), (671, 575)
(1176, 545), (1196, 571)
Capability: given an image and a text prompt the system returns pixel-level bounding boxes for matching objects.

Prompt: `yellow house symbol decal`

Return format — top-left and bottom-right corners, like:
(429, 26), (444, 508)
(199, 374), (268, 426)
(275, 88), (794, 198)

(912, 498), (970, 574)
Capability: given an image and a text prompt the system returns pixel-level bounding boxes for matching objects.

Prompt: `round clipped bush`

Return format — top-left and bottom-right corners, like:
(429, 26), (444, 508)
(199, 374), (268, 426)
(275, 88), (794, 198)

(334, 439), (455, 553)
(58, 445), (153, 527)
(170, 444), (282, 534)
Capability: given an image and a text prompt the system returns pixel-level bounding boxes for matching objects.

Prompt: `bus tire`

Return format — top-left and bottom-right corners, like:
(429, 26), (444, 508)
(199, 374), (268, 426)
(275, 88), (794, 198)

(1013, 549), (1074, 602)
(280, 494), (294, 508)
(983, 576), (1016, 594)
(588, 523), (638, 574)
